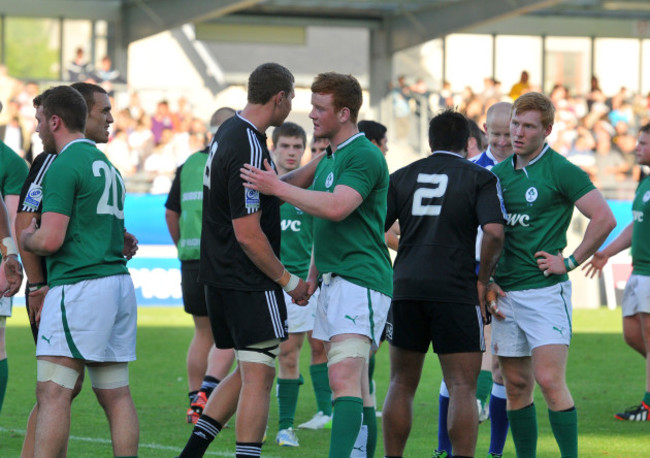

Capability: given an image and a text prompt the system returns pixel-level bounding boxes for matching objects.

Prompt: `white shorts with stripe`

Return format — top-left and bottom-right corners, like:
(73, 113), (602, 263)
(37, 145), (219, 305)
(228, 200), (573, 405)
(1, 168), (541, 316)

(622, 274), (650, 317)
(492, 280), (572, 357)
(312, 274), (390, 348)
(283, 288), (319, 334)
(36, 275), (137, 362)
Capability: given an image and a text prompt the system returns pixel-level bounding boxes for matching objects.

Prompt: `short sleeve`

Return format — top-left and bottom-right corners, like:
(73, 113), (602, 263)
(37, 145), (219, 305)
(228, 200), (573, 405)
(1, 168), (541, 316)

(165, 165), (182, 213)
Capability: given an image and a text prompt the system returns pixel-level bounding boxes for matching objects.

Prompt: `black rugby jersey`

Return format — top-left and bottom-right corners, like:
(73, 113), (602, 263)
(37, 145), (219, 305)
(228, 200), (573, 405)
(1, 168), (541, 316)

(386, 151), (505, 303)
(199, 114), (281, 291)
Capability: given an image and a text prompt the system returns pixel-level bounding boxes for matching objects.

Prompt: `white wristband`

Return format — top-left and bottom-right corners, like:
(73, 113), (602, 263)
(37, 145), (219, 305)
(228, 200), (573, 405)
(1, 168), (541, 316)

(1, 237), (18, 257)
(283, 273), (300, 293)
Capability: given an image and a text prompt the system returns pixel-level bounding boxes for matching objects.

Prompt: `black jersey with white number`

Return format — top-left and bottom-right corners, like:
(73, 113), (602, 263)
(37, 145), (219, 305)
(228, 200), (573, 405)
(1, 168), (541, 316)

(386, 151), (505, 303)
(198, 113), (281, 291)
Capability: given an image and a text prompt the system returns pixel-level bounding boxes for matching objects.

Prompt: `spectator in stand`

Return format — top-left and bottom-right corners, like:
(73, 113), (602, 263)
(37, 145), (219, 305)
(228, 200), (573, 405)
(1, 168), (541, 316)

(67, 47), (92, 82)
(508, 70), (531, 100)
(151, 100), (174, 145)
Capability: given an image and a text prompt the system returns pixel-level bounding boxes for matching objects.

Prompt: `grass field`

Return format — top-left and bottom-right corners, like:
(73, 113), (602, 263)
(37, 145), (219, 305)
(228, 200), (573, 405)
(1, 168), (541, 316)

(1, 306), (648, 457)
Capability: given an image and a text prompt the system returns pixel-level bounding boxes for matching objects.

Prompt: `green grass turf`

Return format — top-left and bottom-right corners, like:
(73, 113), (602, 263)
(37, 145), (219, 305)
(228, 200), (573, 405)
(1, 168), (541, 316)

(1, 306), (648, 457)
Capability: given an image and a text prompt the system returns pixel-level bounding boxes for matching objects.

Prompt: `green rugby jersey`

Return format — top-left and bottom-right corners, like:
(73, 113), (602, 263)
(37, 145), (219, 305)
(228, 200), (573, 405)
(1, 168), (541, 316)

(42, 139), (128, 286)
(0, 140), (28, 197)
(492, 145), (594, 291)
(632, 176), (650, 275)
(280, 202), (312, 280)
(177, 151), (207, 261)
(312, 133), (393, 297)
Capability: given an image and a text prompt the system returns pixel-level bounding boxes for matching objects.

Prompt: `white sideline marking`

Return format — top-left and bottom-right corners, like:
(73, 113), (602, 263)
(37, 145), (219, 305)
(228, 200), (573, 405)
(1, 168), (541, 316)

(0, 427), (280, 457)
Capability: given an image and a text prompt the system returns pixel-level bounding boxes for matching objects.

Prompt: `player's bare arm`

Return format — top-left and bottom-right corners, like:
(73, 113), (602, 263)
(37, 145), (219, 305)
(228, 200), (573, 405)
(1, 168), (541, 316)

(478, 222), (505, 322)
(15, 211), (47, 323)
(165, 209), (181, 245)
(535, 189), (615, 276)
(279, 151), (326, 188)
(0, 194), (23, 296)
(21, 212), (70, 256)
(241, 161), (363, 221)
(582, 222), (633, 279)
(232, 211), (310, 305)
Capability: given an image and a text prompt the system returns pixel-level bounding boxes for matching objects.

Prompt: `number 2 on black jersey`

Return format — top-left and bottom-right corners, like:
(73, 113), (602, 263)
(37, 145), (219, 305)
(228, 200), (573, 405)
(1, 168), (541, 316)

(412, 173), (448, 216)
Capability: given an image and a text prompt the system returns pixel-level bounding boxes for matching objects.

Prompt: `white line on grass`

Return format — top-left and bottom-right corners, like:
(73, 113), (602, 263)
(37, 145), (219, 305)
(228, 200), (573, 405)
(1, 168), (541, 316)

(0, 427), (280, 457)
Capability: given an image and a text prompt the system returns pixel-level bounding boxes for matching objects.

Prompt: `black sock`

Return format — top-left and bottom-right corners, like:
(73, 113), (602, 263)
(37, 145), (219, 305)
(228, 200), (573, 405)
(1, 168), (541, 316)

(200, 375), (220, 398)
(178, 415), (222, 457)
(235, 441), (262, 457)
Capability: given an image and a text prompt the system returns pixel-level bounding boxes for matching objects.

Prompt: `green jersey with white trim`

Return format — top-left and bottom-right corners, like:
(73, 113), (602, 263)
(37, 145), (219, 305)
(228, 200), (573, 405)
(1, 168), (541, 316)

(42, 139), (128, 286)
(312, 134), (392, 297)
(492, 145), (594, 291)
(632, 176), (650, 275)
(280, 202), (312, 280)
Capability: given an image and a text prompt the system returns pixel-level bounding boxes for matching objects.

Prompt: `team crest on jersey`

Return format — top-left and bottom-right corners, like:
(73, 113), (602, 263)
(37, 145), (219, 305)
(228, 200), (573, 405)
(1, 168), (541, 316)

(643, 191), (650, 203)
(525, 187), (538, 203)
(245, 188), (260, 209)
(23, 183), (43, 211)
(325, 172), (334, 189)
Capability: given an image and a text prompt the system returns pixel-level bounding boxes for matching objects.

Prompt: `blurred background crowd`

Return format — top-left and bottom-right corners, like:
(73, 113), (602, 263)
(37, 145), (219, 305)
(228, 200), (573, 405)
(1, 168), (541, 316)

(2, 61), (649, 200)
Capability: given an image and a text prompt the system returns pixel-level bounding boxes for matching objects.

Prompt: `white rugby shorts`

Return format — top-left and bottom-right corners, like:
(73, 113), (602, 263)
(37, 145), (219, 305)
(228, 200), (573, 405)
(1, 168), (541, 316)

(622, 274), (650, 317)
(492, 280), (572, 357)
(0, 296), (11, 317)
(36, 275), (137, 362)
(283, 288), (319, 334)
(312, 274), (390, 347)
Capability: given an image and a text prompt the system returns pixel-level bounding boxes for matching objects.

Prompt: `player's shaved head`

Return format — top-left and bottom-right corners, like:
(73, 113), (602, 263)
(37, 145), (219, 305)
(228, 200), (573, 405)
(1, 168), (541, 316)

(210, 107), (235, 131)
(486, 102), (512, 128)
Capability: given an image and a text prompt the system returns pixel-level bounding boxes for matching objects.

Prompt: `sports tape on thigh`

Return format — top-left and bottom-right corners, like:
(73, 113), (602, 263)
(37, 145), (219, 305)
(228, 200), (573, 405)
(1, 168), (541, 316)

(327, 337), (371, 367)
(37, 360), (80, 390)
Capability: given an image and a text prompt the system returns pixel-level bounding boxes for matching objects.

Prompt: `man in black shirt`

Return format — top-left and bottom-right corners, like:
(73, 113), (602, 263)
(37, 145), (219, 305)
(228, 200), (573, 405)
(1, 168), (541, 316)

(177, 63), (314, 458)
(382, 110), (505, 458)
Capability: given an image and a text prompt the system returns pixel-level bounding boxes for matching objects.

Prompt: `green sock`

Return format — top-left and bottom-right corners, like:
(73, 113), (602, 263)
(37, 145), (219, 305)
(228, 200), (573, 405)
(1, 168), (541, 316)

(643, 392), (650, 406)
(368, 354), (376, 394)
(549, 407), (578, 458)
(277, 376), (302, 430)
(0, 358), (7, 415)
(363, 406), (377, 458)
(310, 363), (332, 415)
(508, 403), (538, 458)
(329, 396), (363, 458)
(476, 369), (493, 405)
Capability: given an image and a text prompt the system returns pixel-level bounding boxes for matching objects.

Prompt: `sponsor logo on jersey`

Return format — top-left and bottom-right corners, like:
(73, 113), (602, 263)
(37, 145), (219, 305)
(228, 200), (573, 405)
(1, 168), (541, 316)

(281, 219), (302, 232)
(633, 210), (644, 222)
(506, 213), (531, 227)
(245, 188), (260, 209)
(182, 191), (202, 202)
(525, 186), (538, 203)
(643, 191), (650, 203)
(294, 206), (303, 214)
(24, 183), (43, 211)
(325, 172), (334, 189)
(180, 238), (200, 247)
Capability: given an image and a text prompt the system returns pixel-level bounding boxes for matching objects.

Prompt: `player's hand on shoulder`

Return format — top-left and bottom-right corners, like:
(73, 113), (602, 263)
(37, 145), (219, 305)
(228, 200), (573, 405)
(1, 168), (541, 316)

(582, 251), (607, 279)
(240, 159), (279, 195)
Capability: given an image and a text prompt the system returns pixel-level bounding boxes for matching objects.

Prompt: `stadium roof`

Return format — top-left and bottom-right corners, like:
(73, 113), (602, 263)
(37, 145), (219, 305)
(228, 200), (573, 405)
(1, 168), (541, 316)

(1, 0), (649, 51)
